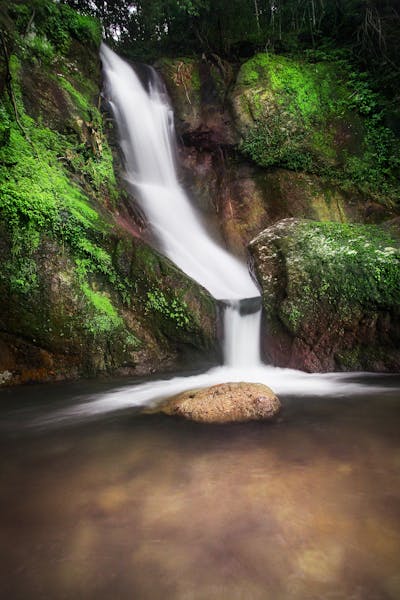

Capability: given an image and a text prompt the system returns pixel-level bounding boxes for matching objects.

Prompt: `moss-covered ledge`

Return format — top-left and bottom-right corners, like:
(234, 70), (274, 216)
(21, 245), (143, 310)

(249, 218), (400, 372)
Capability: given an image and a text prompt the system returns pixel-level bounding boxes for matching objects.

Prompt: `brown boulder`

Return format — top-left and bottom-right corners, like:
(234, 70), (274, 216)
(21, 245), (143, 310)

(160, 382), (281, 423)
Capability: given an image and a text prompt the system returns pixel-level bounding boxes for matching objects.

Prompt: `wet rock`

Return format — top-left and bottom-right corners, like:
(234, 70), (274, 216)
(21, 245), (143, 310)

(179, 145), (389, 258)
(155, 56), (236, 145)
(160, 382), (281, 423)
(249, 218), (400, 372)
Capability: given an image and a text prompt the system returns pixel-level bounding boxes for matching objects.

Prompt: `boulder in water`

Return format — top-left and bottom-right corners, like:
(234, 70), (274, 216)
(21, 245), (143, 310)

(249, 218), (400, 372)
(160, 382), (281, 423)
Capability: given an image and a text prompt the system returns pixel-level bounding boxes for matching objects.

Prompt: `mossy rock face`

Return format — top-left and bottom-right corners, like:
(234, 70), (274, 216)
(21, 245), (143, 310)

(231, 53), (363, 173)
(0, 2), (218, 386)
(180, 138), (392, 259)
(231, 53), (400, 204)
(249, 218), (400, 372)
(0, 225), (218, 385)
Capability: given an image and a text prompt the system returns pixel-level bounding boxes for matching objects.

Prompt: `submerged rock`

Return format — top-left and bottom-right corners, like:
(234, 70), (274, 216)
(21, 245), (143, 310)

(160, 382), (281, 423)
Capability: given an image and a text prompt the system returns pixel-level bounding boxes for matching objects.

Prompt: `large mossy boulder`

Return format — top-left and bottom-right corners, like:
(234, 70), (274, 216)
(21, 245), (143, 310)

(0, 1), (218, 386)
(231, 53), (358, 172)
(231, 53), (399, 203)
(160, 382), (281, 423)
(249, 218), (400, 372)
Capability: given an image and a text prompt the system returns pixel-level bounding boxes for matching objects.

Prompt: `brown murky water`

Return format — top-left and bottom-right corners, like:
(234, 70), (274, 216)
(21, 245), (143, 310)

(1, 379), (400, 599)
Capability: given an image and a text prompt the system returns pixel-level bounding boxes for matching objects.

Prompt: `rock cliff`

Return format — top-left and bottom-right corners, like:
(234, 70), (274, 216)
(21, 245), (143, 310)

(0, 1), (218, 386)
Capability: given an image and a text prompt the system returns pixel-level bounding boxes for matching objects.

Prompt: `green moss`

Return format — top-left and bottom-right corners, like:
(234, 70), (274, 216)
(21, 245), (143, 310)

(57, 76), (90, 115)
(0, 54), (128, 318)
(1, 225), (41, 295)
(238, 54), (346, 170)
(241, 69), (259, 85)
(237, 53), (400, 203)
(54, 74), (119, 203)
(81, 283), (124, 335)
(278, 222), (400, 334)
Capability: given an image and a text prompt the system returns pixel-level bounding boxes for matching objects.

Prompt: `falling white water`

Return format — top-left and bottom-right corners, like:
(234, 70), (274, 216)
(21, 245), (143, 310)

(100, 44), (259, 302)
(223, 301), (262, 366)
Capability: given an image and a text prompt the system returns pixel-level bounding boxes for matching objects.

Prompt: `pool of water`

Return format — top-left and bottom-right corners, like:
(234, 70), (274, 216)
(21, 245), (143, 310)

(1, 377), (400, 599)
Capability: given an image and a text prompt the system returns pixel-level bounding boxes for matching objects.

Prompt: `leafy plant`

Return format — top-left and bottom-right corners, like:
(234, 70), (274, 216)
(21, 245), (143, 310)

(145, 289), (191, 329)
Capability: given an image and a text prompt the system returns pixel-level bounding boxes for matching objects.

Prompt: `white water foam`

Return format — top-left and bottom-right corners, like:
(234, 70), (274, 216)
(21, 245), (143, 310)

(38, 368), (390, 426)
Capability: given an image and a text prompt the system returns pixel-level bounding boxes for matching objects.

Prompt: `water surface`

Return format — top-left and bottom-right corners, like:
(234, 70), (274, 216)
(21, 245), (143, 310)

(1, 378), (400, 599)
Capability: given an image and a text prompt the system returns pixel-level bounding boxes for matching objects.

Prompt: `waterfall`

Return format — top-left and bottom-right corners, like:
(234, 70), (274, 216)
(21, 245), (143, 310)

(100, 44), (259, 303)
(35, 46), (383, 427)
(223, 300), (262, 366)
(101, 43), (262, 369)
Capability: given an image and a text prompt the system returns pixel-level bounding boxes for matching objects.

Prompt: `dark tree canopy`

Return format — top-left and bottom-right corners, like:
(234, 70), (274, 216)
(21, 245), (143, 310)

(57, 0), (400, 101)
(59, 0), (400, 63)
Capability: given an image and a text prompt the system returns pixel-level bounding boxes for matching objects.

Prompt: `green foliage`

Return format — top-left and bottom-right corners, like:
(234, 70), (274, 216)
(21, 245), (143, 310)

(145, 289), (191, 329)
(278, 222), (400, 334)
(9, 0), (102, 53)
(342, 117), (400, 200)
(58, 3), (102, 47)
(26, 35), (56, 64)
(241, 116), (313, 171)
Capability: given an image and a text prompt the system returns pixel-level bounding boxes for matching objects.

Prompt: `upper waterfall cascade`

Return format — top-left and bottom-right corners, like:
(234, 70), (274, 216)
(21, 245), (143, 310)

(100, 44), (259, 303)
